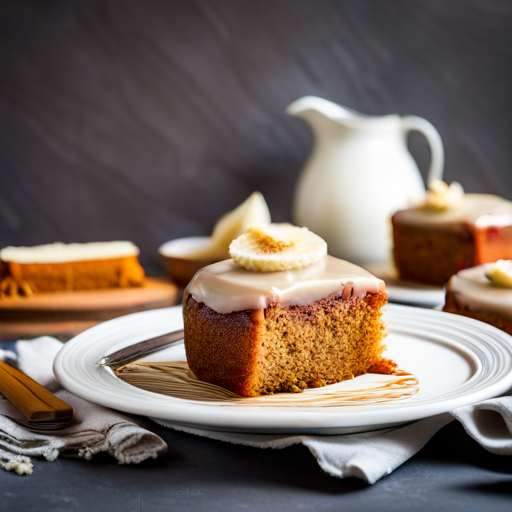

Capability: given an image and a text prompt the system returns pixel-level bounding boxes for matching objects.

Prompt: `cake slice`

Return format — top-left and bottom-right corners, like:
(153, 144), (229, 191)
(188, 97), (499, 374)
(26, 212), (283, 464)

(0, 241), (145, 298)
(183, 225), (391, 397)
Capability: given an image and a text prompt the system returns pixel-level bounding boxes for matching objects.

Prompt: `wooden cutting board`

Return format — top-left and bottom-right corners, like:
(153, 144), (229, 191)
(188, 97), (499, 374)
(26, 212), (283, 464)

(0, 277), (179, 340)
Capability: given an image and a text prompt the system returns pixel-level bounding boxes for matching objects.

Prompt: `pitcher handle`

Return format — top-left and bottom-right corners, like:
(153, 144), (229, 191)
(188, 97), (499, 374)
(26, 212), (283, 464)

(401, 116), (444, 186)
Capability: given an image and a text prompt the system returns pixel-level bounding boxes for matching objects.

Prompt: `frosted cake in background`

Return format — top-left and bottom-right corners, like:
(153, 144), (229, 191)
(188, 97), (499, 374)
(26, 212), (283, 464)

(392, 180), (512, 286)
(0, 241), (145, 298)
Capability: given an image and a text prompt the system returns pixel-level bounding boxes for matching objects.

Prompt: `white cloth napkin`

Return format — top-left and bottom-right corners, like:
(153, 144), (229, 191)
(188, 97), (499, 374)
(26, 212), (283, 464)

(160, 414), (453, 484)
(0, 337), (167, 475)
(452, 397), (512, 455)
(160, 393), (512, 485)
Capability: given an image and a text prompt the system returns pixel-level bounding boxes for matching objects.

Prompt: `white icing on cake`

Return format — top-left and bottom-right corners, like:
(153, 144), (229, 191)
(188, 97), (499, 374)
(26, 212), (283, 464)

(0, 241), (139, 264)
(394, 194), (512, 228)
(446, 264), (512, 321)
(186, 255), (386, 314)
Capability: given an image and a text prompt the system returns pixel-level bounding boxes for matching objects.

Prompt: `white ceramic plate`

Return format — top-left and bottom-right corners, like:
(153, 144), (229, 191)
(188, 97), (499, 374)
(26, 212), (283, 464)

(54, 305), (512, 434)
(365, 263), (445, 308)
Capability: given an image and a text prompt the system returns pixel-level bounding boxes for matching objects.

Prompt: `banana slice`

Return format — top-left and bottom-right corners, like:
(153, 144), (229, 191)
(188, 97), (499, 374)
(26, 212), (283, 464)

(485, 260), (512, 288)
(424, 180), (464, 211)
(229, 223), (327, 271)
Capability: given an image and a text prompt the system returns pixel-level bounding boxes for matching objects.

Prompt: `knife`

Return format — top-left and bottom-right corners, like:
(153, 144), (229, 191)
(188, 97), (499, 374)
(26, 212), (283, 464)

(97, 329), (185, 369)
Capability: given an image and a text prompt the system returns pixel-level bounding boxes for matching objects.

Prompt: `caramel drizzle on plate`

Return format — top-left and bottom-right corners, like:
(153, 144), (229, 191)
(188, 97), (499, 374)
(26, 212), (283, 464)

(115, 362), (419, 407)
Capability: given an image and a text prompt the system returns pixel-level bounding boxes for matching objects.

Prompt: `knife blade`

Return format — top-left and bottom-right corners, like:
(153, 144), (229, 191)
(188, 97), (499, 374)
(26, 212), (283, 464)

(97, 329), (184, 369)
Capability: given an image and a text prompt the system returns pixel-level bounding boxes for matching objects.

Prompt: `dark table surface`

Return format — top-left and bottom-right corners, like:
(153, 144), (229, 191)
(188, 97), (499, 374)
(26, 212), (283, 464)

(1, 418), (511, 512)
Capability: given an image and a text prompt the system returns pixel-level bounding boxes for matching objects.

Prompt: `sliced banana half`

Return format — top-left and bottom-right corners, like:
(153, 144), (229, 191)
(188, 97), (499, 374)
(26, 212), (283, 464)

(210, 191), (271, 251)
(182, 191), (271, 260)
(229, 223), (327, 272)
(485, 260), (512, 288)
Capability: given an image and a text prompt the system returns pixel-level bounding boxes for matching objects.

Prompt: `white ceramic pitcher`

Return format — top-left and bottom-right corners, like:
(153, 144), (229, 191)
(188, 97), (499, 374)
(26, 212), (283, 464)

(287, 96), (444, 265)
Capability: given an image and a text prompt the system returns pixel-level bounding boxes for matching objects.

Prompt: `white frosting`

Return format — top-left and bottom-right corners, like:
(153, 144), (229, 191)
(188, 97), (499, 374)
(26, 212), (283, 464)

(394, 194), (512, 228)
(0, 241), (139, 264)
(185, 255), (386, 314)
(446, 264), (512, 320)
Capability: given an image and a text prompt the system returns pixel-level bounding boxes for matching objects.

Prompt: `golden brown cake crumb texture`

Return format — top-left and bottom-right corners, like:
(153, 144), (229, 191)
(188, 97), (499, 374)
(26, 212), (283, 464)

(443, 290), (512, 336)
(183, 287), (390, 397)
(0, 256), (145, 298)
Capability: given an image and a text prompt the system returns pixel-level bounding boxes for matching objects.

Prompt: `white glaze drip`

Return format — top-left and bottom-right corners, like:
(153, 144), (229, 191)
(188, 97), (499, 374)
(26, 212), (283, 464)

(185, 255), (386, 313)
(446, 264), (512, 321)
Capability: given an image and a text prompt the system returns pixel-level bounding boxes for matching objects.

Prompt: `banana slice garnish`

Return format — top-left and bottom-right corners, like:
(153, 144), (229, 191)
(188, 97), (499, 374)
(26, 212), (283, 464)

(485, 260), (512, 288)
(229, 223), (327, 272)
(424, 180), (464, 211)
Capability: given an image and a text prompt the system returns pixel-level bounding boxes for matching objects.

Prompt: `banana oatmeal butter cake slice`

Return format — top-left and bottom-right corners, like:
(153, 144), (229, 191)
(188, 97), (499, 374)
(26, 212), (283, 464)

(183, 224), (395, 397)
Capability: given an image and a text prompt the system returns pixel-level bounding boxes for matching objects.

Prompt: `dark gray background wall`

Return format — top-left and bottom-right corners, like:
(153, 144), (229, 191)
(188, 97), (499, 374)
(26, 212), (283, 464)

(1, 0), (511, 269)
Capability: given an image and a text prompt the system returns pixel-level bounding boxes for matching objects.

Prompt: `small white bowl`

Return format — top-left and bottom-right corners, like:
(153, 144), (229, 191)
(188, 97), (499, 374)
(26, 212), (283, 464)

(158, 237), (227, 287)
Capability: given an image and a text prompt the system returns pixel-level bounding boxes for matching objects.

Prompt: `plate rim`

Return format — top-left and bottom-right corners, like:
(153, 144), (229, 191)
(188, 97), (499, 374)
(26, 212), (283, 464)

(53, 304), (512, 433)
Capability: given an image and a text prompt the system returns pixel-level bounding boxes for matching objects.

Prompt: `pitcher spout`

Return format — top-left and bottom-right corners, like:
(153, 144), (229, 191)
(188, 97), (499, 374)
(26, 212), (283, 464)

(286, 96), (362, 123)
(286, 96), (370, 140)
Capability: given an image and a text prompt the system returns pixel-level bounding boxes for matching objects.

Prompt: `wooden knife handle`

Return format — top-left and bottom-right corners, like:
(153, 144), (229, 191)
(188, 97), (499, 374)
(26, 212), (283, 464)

(0, 360), (73, 421)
